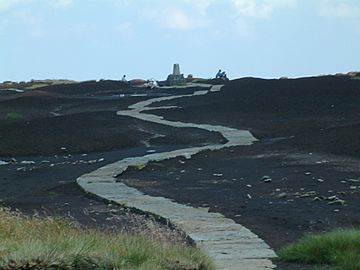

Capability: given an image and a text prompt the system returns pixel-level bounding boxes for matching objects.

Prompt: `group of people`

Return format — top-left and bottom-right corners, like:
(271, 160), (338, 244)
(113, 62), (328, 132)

(122, 70), (228, 85)
(215, 69), (228, 80)
(122, 75), (159, 89)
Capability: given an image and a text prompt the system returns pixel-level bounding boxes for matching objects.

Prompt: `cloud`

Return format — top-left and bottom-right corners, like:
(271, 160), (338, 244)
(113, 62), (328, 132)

(318, 0), (360, 19)
(139, 7), (210, 31)
(117, 21), (134, 38)
(182, 0), (213, 15)
(232, 0), (297, 19)
(49, 0), (73, 9)
(230, 0), (297, 37)
(0, 0), (74, 12)
(0, 18), (9, 35)
(0, 0), (22, 12)
(234, 17), (252, 37)
(12, 10), (47, 38)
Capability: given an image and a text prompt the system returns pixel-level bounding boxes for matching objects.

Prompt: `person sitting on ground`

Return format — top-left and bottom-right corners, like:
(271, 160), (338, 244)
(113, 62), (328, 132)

(221, 71), (227, 79)
(122, 75), (127, 82)
(216, 69), (222, 78)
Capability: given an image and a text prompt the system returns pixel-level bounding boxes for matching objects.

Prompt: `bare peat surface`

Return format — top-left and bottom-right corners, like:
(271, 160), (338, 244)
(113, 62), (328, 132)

(2, 76), (360, 269)
(117, 75), (360, 269)
(0, 81), (219, 243)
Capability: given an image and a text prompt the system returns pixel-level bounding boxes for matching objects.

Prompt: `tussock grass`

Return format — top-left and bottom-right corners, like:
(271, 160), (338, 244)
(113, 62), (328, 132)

(0, 208), (214, 270)
(4, 112), (23, 122)
(279, 228), (360, 270)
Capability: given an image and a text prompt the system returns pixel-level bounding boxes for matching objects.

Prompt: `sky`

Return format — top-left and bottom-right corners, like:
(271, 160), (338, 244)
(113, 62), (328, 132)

(0, 0), (359, 81)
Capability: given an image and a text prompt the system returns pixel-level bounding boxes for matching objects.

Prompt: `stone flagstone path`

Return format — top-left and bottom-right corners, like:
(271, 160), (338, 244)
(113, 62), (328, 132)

(77, 84), (277, 269)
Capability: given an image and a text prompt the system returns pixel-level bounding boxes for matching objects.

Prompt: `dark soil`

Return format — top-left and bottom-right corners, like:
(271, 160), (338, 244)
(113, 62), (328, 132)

(0, 82), (216, 246)
(118, 75), (360, 269)
(1, 76), (360, 269)
(0, 112), (223, 156)
(1, 149), (189, 244)
(121, 143), (360, 249)
(0, 83), (222, 157)
(150, 75), (360, 158)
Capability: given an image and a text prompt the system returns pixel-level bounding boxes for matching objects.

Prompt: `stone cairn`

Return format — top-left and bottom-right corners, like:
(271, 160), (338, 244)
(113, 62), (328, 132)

(166, 64), (186, 86)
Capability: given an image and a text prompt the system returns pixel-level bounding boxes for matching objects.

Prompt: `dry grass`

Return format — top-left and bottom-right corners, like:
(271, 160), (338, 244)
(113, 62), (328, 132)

(0, 207), (214, 270)
(24, 80), (77, 90)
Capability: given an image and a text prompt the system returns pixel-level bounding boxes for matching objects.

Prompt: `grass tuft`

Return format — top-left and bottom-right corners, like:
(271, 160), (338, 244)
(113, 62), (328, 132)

(279, 228), (360, 270)
(0, 207), (214, 270)
(4, 112), (24, 122)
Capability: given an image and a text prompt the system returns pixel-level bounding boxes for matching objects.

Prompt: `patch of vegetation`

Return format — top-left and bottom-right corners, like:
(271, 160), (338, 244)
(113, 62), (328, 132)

(150, 161), (178, 171)
(0, 208), (214, 270)
(127, 161), (177, 172)
(4, 112), (24, 122)
(278, 228), (360, 270)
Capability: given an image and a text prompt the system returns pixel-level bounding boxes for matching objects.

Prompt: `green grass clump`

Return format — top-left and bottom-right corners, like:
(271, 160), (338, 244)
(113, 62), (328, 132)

(0, 208), (214, 270)
(4, 112), (23, 122)
(278, 228), (360, 270)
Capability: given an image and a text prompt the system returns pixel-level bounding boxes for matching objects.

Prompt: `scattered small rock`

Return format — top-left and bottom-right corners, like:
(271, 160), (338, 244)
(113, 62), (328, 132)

(298, 191), (317, 198)
(277, 192), (288, 199)
(328, 199), (346, 206)
(327, 195), (338, 201)
(262, 175), (271, 181)
(20, 160), (35, 164)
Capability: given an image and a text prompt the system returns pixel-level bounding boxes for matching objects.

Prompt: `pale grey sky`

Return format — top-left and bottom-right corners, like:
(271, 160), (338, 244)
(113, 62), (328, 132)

(1, 0), (359, 81)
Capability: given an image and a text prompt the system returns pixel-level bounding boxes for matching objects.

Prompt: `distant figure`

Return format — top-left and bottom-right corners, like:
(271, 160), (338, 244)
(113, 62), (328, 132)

(215, 69), (228, 80)
(216, 69), (222, 78)
(221, 71), (227, 79)
(122, 75), (127, 82)
(145, 79), (159, 89)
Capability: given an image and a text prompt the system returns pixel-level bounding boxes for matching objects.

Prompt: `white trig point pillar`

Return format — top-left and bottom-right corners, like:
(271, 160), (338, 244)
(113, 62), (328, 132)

(173, 64), (181, 75)
(167, 63), (186, 86)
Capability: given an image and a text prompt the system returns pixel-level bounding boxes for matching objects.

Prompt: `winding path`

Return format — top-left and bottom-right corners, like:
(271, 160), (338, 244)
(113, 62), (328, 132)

(77, 84), (277, 270)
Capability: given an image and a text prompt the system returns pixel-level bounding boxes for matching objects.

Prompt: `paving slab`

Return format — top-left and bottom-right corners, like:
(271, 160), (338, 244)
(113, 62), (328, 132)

(77, 83), (277, 269)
